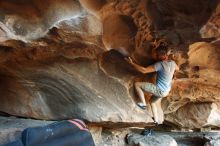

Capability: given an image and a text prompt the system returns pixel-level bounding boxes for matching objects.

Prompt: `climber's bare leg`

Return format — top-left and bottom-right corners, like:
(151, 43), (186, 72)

(150, 97), (162, 124)
(135, 82), (147, 106)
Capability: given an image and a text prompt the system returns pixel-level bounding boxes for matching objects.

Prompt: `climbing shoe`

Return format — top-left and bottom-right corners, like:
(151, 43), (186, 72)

(137, 103), (146, 110)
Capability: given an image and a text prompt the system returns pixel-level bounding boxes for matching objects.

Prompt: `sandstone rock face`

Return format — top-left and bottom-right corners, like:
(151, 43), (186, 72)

(79, 0), (106, 17)
(163, 79), (220, 129)
(102, 14), (137, 56)
(0, 0), (83, 41)
(165, 102), (220, 129)
(0, 57), (152, 122)
(0, 0), (220, 130)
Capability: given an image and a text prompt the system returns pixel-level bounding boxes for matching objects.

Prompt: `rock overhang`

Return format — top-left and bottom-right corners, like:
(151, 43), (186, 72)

(0, 0), (219, 129)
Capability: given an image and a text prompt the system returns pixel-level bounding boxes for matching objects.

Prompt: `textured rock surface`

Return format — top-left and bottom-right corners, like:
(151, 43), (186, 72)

(102, 14), (137, 55)
(165, 102), (220, 129)
(0, 0), (83, 41)
(127, 133), (177, 146)
(0, 0), (219, 129)
(0, 48), (152, 122)
(205, 140), (220, 146)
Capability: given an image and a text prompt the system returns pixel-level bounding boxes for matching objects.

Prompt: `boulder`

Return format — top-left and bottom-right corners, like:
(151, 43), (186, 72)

(127, 133), (177, 146)
(205, 140), (220, 146)
(165, 102), (220, 129)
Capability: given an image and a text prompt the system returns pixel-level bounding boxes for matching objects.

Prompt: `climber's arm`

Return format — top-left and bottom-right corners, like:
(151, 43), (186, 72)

(125, 57), (156, 74)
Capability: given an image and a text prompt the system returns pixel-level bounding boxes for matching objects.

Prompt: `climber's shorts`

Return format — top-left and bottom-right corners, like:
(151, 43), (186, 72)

(138, 82), (169, 102)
